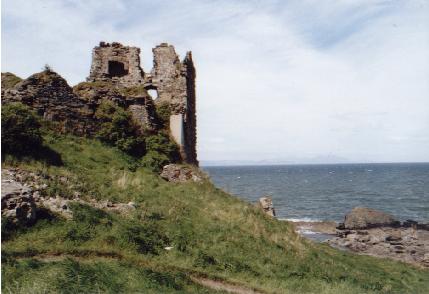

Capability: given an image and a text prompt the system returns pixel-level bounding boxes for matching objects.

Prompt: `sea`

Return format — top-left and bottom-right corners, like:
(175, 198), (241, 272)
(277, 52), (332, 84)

(203, 163), (429, 223)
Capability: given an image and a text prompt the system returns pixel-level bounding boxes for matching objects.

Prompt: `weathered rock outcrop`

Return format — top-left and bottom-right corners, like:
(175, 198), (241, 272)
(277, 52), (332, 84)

(342, 207), (399, 229)
(160, 164), (203, 183)
(257, 196), (276, 217)
(292, 208), (429, 268)
(328, 226), (429, 268)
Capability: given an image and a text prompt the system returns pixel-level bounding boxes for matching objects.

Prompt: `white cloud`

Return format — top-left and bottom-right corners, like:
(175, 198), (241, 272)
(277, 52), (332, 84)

(2, 0), (429, 163)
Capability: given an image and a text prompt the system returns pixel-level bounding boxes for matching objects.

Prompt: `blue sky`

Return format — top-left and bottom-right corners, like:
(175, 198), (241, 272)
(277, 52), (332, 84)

(2, 0), (429, 163)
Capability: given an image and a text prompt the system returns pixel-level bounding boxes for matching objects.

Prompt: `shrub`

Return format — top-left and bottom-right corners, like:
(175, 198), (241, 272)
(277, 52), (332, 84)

(140, 151), (170, 173)
(95, 99), (117, 121)
(141, 133), (180, 172)
(155, 102), (171, 128)
(43, 64), (53, 72)
(1, 103), (43, 156)
(145, 132), (179, 161)
(119, 85), (148, 97)
(95, 100), (145, 156)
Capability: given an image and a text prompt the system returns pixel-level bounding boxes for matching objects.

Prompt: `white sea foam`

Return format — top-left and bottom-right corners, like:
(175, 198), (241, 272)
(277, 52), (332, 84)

(297, 229), (319, 235)
(278, 218), (321, 222)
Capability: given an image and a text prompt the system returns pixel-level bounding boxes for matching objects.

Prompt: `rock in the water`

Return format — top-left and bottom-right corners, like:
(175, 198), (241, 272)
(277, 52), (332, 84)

(258, 196), (276, 217)
(328, 226), (429, 268)
(160, 164), (203, 183)
(344, 207), (399, 229)
(1, 171), (36, 225)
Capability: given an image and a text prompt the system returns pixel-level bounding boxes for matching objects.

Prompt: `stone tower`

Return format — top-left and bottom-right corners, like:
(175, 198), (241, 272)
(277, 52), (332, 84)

(87, 42), (144, 87)
(87, 42), (198, 165)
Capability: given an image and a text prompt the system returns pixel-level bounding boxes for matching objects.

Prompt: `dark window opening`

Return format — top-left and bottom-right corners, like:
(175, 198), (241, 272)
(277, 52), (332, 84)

(108, 61), (128, 77)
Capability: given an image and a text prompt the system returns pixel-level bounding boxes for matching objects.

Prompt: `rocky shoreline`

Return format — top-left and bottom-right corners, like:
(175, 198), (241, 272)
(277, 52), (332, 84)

(291, 208), (429, 268)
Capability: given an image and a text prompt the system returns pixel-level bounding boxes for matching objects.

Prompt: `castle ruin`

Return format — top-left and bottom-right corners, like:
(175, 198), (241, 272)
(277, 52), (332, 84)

(87, 42), (197, 165)
(2, 41), (198, 166)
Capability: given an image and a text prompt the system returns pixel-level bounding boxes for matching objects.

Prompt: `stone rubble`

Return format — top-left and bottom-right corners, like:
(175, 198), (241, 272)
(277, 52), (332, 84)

(1, 170), (36, 225)
(1, 168), (136, 222)
(160, 164), (203, 183)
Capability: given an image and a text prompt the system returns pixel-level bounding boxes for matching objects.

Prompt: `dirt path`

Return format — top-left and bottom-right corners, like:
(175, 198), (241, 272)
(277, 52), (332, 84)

(9, 252), (264, 294)
(191, 276), (264, 294)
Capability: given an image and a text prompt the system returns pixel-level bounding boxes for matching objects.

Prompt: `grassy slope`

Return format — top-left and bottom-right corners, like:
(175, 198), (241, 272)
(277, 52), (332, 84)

(1, 72), (22, 90)
(2, 133), (428, 294)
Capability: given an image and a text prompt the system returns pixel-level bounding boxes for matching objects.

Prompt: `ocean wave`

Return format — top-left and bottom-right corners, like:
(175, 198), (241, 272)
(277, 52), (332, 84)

(297, 229), (320, 235)
(278, 217), (322, 222)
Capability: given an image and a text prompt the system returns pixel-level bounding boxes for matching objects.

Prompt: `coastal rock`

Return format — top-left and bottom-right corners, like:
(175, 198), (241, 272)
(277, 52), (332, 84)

(344, 207), (399, 229)
(293, 208), (429, 268)
(160, 164), (203, 183)
(258, 196), (276, 217)
(328, 226), (429, 267)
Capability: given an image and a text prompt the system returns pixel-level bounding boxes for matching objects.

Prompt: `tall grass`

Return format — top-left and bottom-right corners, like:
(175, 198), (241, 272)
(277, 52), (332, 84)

(2, 133), (428, 293)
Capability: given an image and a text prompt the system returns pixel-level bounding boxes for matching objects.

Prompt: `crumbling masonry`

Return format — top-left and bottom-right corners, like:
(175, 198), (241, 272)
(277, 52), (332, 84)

(87, 42), (197, 165)
(2, 42), (198, 165)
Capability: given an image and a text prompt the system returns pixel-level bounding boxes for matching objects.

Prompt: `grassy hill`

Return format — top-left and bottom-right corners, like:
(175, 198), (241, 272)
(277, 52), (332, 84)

(2, 132), (429, 293)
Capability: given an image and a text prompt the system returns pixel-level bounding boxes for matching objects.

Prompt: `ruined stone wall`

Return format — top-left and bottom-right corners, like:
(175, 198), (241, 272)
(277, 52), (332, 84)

(2, 41), (198, 165)
(144, 44), (198, 165)
(87, 42), (144, 87)
(2, 70), (98, 135)
(181, 52), (198, 165)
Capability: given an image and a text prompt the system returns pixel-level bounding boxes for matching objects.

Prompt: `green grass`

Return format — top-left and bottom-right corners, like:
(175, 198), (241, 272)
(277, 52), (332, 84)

(1, 72), (22, 89)
(2, 258), (218, 294)
(2, 133), (428, 293)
